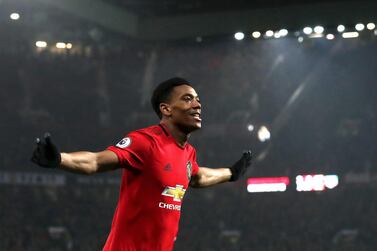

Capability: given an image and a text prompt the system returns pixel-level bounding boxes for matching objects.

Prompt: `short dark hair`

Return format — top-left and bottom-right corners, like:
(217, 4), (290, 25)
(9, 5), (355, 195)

(151, 77), (191, 119)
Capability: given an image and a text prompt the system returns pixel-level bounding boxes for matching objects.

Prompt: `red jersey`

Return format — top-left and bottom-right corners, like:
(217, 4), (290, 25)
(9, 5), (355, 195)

(103, 124), (199, 251)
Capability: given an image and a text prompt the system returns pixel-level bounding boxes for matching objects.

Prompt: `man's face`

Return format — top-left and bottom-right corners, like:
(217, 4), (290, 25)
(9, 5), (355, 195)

(166, 84), (201, 132)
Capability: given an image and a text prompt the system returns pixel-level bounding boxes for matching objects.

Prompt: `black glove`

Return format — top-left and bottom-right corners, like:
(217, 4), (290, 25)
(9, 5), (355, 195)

(229, 150), (252, 181)
(31, 133), (61, 168)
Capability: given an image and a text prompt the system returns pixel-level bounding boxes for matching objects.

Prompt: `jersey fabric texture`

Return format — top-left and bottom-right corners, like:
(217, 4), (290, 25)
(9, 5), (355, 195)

(103, 124), (199, 251)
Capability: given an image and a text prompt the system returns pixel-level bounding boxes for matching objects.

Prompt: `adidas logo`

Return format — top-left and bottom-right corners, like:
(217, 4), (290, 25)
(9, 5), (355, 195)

(164, 163), (172, 172)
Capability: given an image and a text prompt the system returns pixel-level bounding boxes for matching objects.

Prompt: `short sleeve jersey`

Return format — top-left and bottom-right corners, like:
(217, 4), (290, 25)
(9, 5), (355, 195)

(103, 124), (199, 251)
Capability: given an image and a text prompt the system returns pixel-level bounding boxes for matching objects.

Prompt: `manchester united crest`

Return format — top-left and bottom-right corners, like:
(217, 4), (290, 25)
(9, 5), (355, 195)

(186, 161), (192, 181)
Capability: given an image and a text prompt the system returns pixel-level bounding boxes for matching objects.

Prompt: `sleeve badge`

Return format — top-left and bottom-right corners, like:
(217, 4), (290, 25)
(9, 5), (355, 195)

(116, 137), (132, 148)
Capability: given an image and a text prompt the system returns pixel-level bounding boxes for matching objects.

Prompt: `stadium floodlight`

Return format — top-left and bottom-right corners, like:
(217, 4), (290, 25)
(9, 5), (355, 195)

(247, 124), (254, 132)
(366, 23), (375, 30)
(35, 41), (47, 48)
(274, 32), (281, 38)
(314, 26), (324, 34)
(337, 25), (345, 32)
(342, 32), (359, 38)
(326, 34), (335, 40)
(309, 34), (323, 38)
(252, 31), (261, 38)
(298, 36), (304, 43)
(257, 126), (270, 142)
(265, 30), (274, 37)
(10, 13), (20, 20)
(279, 29), (288, 37)
(355, 23), (365, 31)
(234, 32), (245, 40)
(303, 27), (313, 35)
(56, 42), (66, 49)
(66, 43), (73, 49)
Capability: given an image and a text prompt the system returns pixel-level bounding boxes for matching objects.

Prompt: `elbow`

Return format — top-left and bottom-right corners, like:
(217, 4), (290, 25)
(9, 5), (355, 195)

(189, 176), (206, 188)
(85, 161), (100, 175)
(189, 181), (200, 188)
(79, 158), (99, 175)
(83, 168), (97, 175)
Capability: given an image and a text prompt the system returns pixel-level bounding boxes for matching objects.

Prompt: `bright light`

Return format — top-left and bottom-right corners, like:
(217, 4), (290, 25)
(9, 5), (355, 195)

(257, 126), (270, 142)
(247, 124), (254, 132)
(355, 23), (365, 31)
(56, 42), (66, 49)
(309, 34), (323, 38)
(298, 36), (304, 43)
(303, 27), (313, 35)
(366, 23), (375, 30)
(326, 34), (335, 40)
(324, 175), (339, 189)
(248, 183), (287, 193)
(265, 30), (274, 37)
(10, 13), (20, 20)
(314, 26), (324, 34)
(247, 177), (290, 193)
(279, 29), (288, 37)
(234, 32), (245, 40)
(252, 31), (261, 38)
(274, 32), (281, 38)
(35, 41), (47, 48)
(66, 43), (73, 49)
(296, 174), (339, 192)
(337, 25), (345, 32)
(342, 32), (359, 38)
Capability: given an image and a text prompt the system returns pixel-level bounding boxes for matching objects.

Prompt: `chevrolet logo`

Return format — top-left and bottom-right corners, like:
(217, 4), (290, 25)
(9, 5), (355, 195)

(161, 185), (186, 202)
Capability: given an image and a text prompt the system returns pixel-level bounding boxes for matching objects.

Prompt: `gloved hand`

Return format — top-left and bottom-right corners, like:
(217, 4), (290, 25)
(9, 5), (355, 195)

(31, 133), (61, 168)
(229, 150), (252, 181)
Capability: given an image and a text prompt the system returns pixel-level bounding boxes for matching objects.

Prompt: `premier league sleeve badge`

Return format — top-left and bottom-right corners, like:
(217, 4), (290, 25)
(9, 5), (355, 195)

(116, 137), (132, 149)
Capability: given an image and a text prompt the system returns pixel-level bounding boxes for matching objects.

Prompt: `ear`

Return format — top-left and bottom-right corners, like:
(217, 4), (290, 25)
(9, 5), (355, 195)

(160, 103), (172, 117)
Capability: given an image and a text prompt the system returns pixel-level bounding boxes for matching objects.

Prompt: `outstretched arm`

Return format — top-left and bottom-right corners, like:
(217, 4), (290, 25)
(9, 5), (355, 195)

(189, 167), (231, 188)
(31, 133), (120, 174)
(60, 150), (119, 174)
(189, 151), (252, 188)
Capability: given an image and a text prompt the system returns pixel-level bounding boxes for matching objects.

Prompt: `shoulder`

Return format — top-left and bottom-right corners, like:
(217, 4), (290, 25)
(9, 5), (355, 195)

(113, 126), (158, 153)
(133, 124), (165, 138)
(126, 124), (164, 143)
(185, 143), (197, 153)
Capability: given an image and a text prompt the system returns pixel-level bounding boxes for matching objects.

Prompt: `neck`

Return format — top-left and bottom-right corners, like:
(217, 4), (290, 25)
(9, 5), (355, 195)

(160, 120), (190, 147)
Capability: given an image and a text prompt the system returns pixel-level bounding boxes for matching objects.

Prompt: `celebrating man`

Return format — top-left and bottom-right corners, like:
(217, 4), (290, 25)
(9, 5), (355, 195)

(31, 77), (252, 251)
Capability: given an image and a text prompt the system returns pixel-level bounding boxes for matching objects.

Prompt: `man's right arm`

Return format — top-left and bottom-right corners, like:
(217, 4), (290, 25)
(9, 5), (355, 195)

(60, 150), (120, 175)
(31, 133), (121, 174)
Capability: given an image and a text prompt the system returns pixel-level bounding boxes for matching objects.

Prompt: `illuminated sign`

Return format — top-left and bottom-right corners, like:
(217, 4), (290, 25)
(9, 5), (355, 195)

(247, 177), (290, 193)
(246, 174), (340, 193)
(296, 174), (339, 192)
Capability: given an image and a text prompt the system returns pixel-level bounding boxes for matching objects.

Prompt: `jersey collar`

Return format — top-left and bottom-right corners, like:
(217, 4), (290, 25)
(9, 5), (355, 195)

(159, 123), (187, 149)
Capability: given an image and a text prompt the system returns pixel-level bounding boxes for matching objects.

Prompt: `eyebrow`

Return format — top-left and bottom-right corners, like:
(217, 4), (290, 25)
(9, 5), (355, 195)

(182, 93), (200, 99)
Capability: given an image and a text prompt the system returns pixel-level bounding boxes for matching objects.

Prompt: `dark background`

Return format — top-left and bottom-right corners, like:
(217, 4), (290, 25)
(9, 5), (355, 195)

(1, 0), (376, 250)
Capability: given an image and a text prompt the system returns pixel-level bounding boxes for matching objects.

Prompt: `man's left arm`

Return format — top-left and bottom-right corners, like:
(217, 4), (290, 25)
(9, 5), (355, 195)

(189, 151), (252, 188)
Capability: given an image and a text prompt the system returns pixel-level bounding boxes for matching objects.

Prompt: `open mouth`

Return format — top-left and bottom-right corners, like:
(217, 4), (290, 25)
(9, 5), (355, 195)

(190, 112), (201, 121)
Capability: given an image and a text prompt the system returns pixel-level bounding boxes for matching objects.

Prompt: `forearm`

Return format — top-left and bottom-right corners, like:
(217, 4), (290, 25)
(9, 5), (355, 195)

(60, 152), (99, 175)
(190, 167), (232, 188)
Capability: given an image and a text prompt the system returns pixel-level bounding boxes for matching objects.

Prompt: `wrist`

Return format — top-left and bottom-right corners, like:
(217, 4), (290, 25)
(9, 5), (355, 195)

(59, 153), (67, 168)
(229, 166), (238, 182)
